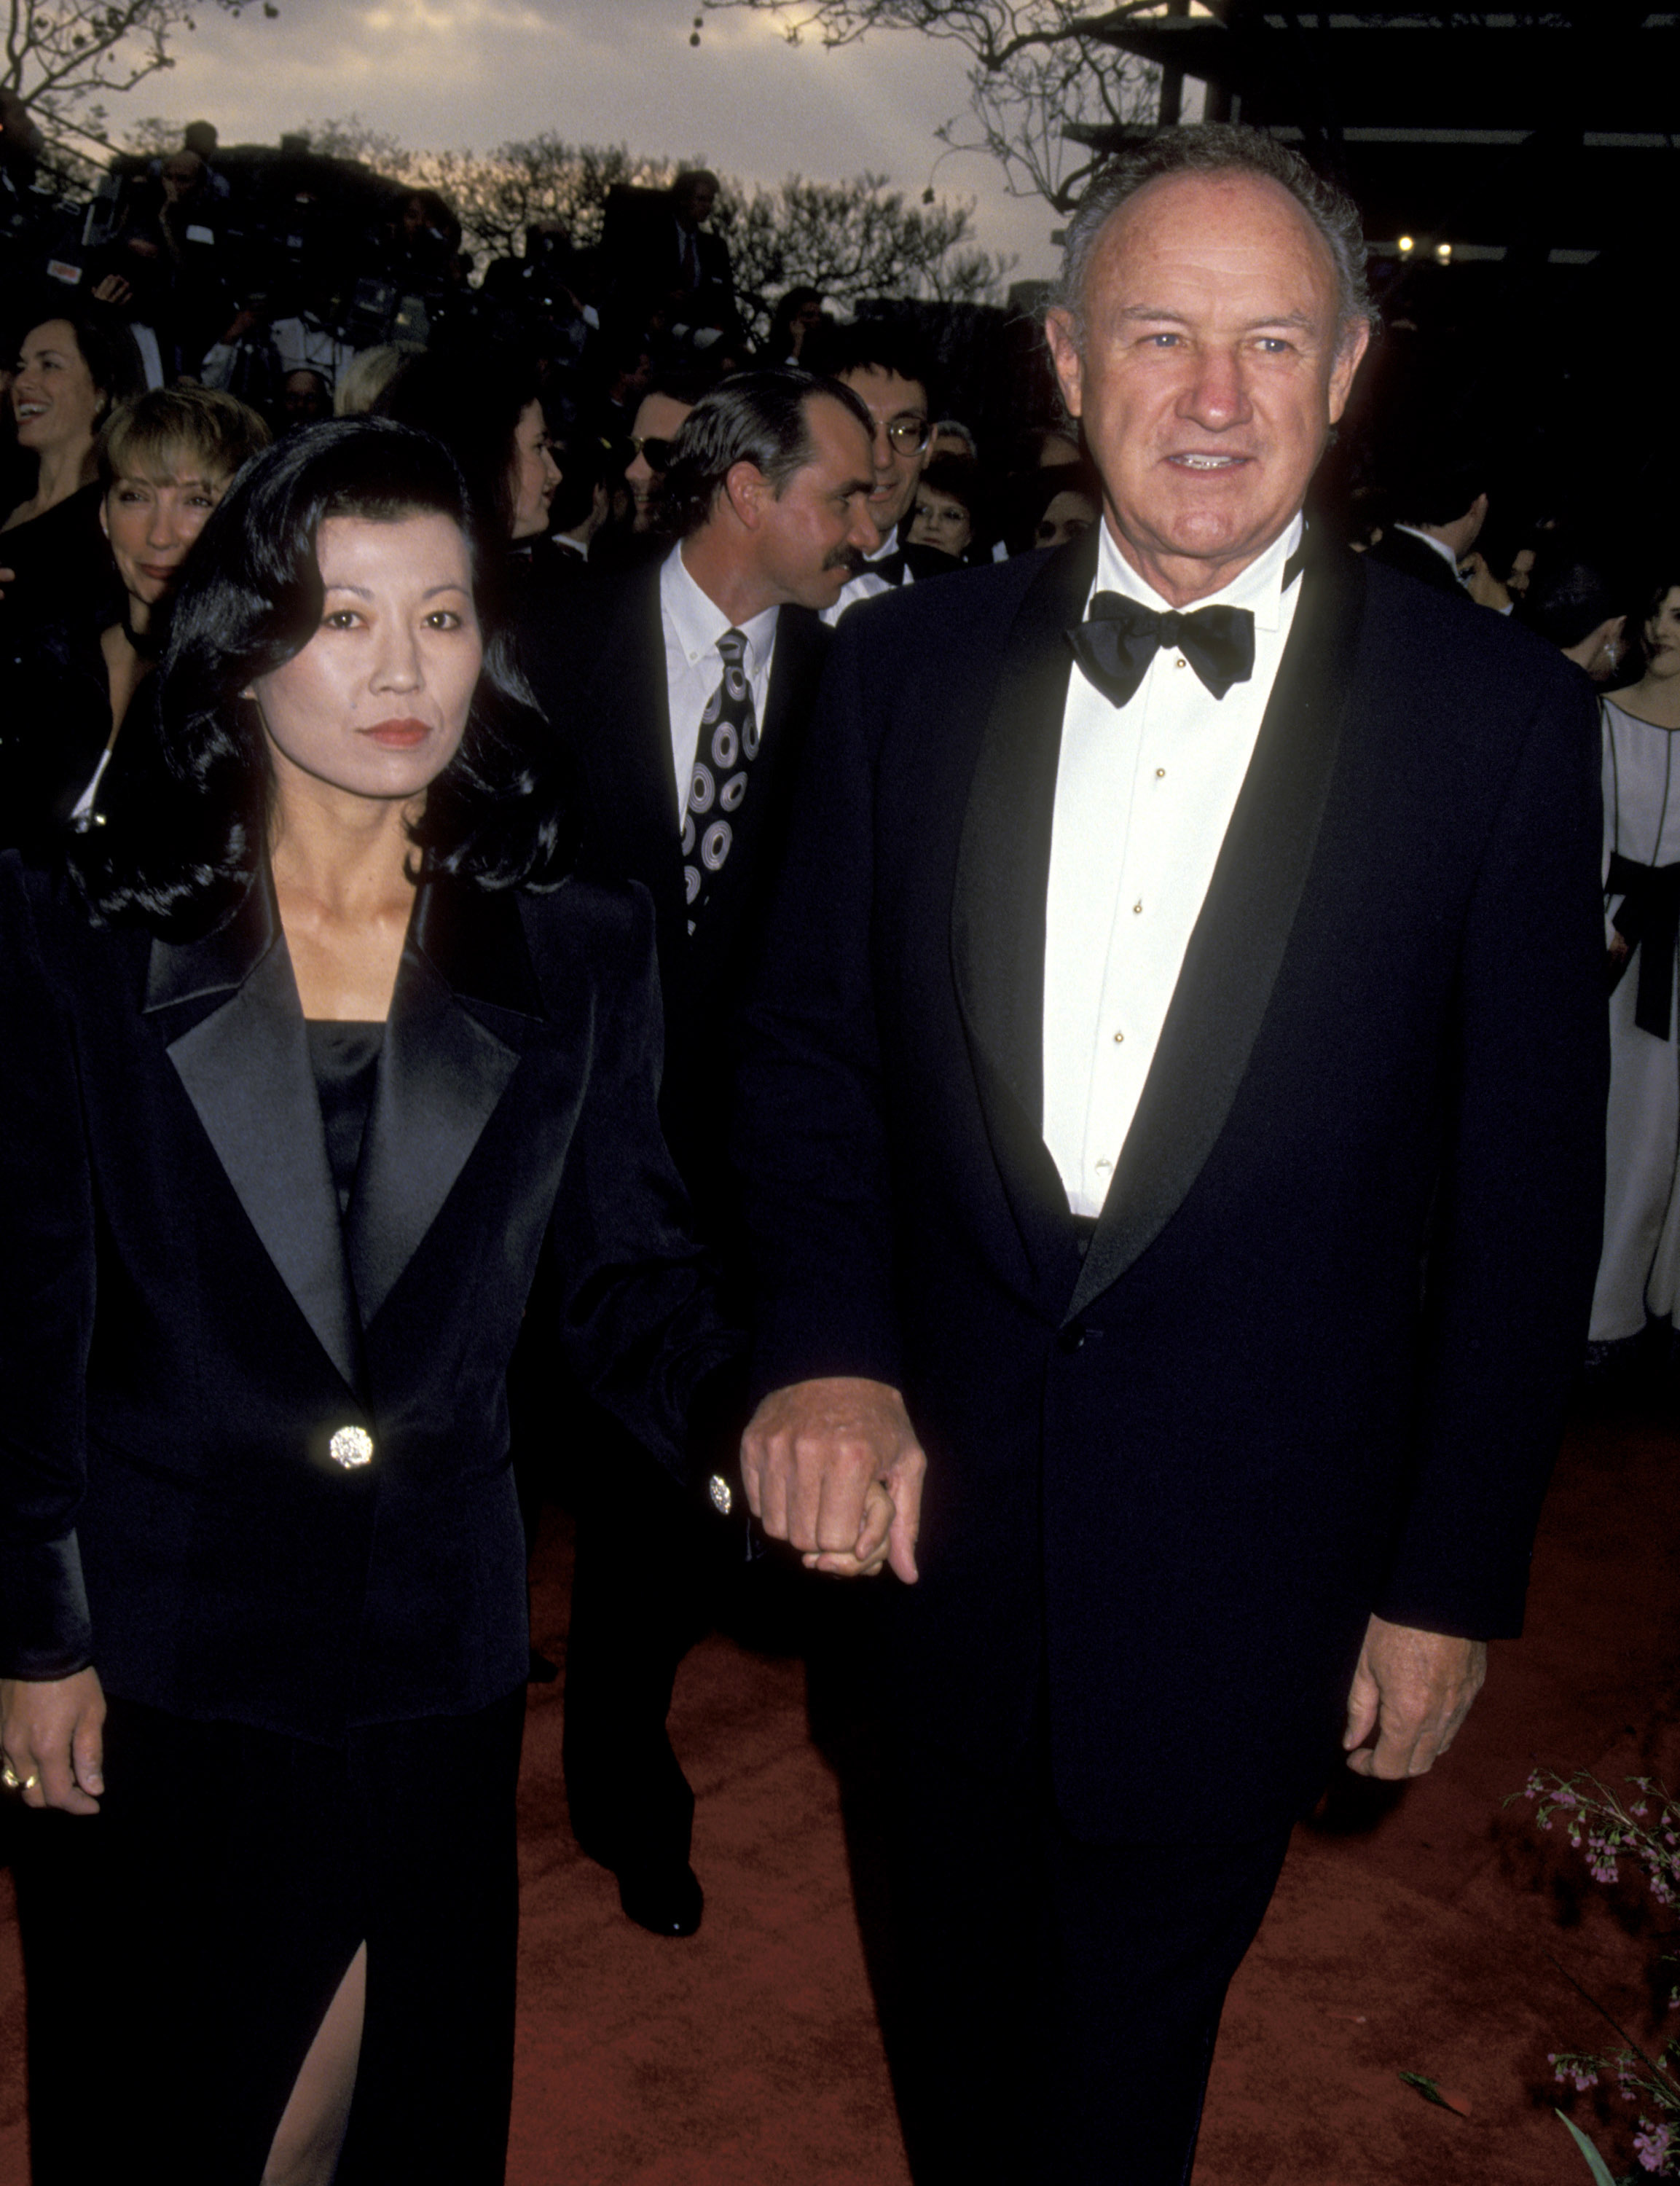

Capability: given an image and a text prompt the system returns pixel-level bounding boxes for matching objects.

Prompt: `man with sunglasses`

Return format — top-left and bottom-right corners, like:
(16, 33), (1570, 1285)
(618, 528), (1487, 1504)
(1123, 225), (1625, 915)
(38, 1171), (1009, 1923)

(804, 325), (949, 618)
(621, 376), (702, 539)
(523, 367), (880, 1941)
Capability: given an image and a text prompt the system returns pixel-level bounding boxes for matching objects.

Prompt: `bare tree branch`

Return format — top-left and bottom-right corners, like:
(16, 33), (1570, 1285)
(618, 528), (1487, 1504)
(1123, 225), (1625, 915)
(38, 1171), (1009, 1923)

(5, 0), (276, 171)
(702, 0), (1163, 210)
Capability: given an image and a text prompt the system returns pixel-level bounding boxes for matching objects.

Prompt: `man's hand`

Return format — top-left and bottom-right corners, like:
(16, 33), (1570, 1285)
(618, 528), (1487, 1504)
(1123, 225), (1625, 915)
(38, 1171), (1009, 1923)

(1, 1667), (106, 1814)
(740, 1376), (926, 1584)
(1342, 1614), (1486, 1779)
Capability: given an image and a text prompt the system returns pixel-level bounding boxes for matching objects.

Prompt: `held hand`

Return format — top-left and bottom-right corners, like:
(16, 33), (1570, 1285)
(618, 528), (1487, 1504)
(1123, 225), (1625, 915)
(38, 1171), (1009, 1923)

(1343, 1615), (1486, 1780)
(90, 273), (133, 308)
(740, 1376), (926, 1585)
(1, 1667), (106, 1814)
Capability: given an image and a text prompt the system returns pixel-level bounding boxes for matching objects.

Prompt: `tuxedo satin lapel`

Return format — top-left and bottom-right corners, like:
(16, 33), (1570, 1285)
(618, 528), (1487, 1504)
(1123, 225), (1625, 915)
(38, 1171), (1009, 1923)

(154, 908), (363, 1394)
(951, 536), (1096, 1284)
(1067, 540), (1367, 1323)
(348, 880), (531, 1331)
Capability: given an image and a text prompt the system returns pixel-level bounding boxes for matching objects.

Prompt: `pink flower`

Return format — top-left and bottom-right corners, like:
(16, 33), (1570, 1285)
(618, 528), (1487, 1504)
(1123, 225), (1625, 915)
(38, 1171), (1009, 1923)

(1633, 2119), (1672, 2172)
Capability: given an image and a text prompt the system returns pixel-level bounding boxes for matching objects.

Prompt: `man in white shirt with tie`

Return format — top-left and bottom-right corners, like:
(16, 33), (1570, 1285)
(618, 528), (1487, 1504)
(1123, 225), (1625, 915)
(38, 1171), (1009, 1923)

(731, 125), (1605, 2185)
(522, 367), (879, 1940)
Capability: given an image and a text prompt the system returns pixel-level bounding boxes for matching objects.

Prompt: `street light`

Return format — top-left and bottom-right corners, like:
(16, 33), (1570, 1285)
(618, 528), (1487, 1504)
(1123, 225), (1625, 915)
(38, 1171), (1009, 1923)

(1435, 241), (1453, 264)
(1397, 234), (1415, 256)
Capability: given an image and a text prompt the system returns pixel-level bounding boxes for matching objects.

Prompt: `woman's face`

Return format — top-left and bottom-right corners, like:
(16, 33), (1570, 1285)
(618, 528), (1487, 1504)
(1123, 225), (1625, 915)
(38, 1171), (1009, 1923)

(1035, 488), (1099, 551)
(250, 512), (482, 806)
(908, 485), (972, 558)
(508, 400), (560, 540)
(1507, 545), (1536, 598)
(12, 319), (103, 460)
(1646, 587), (1680, 681)
(101, 445), (232, 608)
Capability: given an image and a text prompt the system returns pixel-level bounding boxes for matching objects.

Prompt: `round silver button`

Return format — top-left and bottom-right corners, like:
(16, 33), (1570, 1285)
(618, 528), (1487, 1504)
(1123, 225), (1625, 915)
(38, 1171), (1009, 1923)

(329, 1425), (374, 1470)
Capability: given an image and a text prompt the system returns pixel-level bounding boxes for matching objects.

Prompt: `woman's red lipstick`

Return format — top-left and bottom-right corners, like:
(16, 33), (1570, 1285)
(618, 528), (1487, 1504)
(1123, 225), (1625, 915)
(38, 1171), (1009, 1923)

(361, 717), (431, 747)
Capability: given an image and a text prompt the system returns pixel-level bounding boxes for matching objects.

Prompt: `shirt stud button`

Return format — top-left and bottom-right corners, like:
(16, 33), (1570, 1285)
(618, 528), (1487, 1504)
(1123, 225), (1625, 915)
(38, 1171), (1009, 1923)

(1155, 767), (1166, 779)
(1133, 901), (1143, 914)
(1112, 1030), (1125, 1044)
(329, 1425), (374, 1470)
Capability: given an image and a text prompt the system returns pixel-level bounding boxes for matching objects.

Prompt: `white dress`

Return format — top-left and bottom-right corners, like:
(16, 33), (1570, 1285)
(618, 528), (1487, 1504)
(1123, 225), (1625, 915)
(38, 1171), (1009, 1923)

(1592, 697), (1680, 1340)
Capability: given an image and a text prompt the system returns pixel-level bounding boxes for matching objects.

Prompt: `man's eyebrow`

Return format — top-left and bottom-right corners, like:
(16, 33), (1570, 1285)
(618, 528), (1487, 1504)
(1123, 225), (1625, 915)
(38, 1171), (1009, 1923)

(1117, 305), (1318, 332)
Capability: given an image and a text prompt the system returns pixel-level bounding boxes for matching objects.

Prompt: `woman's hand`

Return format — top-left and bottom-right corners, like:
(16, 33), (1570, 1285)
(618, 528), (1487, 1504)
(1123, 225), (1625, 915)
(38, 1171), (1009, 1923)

(1, 1667), (106, 1813)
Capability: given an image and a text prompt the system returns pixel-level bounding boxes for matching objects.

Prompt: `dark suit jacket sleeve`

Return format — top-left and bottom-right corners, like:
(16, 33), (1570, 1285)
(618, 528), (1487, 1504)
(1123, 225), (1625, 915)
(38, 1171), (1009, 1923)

(529, 882), (745, 1485)
(0, 855), (97, 1678)
(1376, 661), (1607, 1637)
(732, 616), (906, 1400)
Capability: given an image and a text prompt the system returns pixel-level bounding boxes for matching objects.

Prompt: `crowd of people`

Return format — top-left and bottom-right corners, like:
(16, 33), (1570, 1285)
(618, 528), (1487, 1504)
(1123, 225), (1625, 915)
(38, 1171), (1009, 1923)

(0, 100), (1673, 2186)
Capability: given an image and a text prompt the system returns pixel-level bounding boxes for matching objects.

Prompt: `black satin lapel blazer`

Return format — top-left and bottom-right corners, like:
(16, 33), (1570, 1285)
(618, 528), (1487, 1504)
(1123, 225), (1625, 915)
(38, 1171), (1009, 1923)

(0, 853), (736, 1737)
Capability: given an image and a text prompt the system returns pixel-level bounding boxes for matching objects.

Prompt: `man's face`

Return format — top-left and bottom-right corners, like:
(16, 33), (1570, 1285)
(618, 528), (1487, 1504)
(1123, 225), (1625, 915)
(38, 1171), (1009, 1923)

(1044, 171), (1368, 603)
(839, 366), (930, 541)
(677, 177), (717, 227)
(626, 392), (695, 531)
(752, 396), (881, 611)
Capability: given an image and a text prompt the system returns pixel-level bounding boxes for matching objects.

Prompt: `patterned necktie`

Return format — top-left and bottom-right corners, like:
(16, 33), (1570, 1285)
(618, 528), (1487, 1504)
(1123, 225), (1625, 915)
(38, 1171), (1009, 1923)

(1067, 592), (1256, 709)
(682, 628), (758, 934)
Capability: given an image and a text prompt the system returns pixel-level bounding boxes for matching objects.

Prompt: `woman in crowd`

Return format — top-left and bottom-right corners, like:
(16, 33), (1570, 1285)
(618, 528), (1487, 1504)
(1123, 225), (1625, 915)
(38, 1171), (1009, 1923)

(765, 285), (825, 364)
(0, 306), (143, 665)
(906, 452), (989, 568)
(1003, 461), (1102, 557)
(372, 342), (561, 635)
(2, 383), (267, 848)
(1590, 571), (1680, 1369)
(0, 418), (740, 2184)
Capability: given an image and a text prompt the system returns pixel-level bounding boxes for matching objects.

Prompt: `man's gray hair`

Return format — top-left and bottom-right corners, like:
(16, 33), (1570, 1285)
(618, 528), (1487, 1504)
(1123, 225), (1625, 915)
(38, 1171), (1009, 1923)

(1055, 122), (1373, 346)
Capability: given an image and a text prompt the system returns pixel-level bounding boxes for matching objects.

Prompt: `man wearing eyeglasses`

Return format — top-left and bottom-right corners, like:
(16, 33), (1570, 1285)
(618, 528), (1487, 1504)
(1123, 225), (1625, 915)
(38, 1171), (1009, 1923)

(522, 367), (880, 1943)
(805, 325), (949, 619)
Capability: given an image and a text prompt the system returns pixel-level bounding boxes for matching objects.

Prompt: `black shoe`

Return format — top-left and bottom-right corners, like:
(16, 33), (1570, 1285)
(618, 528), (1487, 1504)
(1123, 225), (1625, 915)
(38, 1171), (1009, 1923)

(616, 1860), (704, 1938)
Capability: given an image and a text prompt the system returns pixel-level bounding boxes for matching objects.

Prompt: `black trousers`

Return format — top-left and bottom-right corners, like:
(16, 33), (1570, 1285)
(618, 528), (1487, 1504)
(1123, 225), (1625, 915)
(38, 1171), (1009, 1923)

(864, 1719), (1292, 2186)
(16, 1687), (526, 2185)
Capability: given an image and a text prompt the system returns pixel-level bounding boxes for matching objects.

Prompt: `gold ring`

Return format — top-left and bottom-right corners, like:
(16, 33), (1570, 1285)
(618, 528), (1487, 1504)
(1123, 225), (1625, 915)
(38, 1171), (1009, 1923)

(0, 1758), (22, 1793)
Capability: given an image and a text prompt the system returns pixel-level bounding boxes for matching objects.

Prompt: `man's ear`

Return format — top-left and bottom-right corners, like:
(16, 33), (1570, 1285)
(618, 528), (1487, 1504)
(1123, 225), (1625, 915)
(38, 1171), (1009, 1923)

(722, 459), (767, 530)
(1327, 316), (1371, 425)
(1043, 308), (1086, 422)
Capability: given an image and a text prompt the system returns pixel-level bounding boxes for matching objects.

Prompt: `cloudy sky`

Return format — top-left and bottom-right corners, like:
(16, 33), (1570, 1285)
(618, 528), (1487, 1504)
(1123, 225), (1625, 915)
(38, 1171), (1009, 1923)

(134, 0), (1064, 281)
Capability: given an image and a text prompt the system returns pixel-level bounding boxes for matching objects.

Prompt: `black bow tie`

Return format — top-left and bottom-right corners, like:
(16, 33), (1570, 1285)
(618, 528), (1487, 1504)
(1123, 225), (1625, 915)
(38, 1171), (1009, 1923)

(1067, 592), (1257, 708)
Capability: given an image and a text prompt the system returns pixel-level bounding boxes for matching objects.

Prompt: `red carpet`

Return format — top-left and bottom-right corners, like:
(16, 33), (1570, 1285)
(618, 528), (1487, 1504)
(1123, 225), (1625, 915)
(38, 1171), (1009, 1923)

(1, 1385), (1674, 2183)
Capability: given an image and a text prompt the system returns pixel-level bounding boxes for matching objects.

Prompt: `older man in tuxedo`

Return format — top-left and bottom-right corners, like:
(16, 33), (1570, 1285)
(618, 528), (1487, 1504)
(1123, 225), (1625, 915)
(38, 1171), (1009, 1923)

(523, 367), (878, 1936)
(732, 127), (1606, 2184)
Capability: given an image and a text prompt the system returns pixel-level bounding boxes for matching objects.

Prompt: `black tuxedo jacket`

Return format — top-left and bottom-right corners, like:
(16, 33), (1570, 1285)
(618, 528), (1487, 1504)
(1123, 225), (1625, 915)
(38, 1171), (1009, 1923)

(1365, 525), (1468, 596)
(734, 532), (1607, 1840)
(0, 854), (737, 1739)
(524, 560), (831, 1252)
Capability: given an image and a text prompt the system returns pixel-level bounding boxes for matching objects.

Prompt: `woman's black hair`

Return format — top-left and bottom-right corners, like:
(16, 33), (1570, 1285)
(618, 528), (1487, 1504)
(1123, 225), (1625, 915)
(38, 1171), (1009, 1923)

(372, 342), (539, 541)
(68, 416), (573, 935)
(1633, 569), (1680, 665)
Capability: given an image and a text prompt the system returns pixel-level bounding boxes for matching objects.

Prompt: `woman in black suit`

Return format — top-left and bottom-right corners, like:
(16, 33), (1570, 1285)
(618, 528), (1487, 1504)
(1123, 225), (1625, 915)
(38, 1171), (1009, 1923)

(0, 418), (739, 2184)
